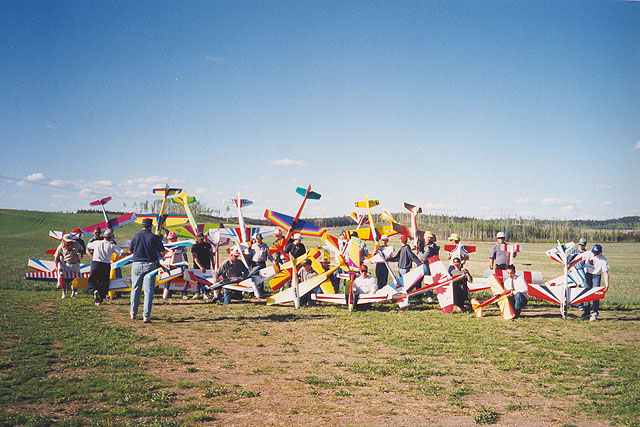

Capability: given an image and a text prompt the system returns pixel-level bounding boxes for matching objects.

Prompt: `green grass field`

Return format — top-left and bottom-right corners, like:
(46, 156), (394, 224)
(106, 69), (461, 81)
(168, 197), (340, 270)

(1, 209), (639, 426)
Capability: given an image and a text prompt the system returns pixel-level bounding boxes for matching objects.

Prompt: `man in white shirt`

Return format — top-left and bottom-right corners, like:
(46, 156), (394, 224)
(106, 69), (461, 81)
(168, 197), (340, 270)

(502, 264), (528, 318)
(582, 244), (610, 321)
(353, 265), (377, 296)
(86, 229), (124, 305)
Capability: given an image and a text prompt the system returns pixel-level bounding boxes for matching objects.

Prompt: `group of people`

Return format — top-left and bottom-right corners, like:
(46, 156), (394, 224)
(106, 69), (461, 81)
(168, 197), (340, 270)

(54, 218), (611, 323)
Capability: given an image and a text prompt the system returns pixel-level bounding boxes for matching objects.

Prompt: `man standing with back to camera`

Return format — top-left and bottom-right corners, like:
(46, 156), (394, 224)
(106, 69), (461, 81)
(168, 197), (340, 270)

(129, 218), (164, 323)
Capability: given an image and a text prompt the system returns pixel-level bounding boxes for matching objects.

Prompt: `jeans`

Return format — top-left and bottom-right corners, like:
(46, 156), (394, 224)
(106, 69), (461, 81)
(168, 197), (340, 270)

(581, 273), (601, 315)
(131, 261), (158, 318)
(376, 263), (389, 289)
(513, 292), (528, 317)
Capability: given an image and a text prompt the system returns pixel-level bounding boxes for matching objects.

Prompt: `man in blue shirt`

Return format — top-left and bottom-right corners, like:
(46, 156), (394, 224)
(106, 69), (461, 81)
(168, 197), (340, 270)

(129, 218), (164, 323)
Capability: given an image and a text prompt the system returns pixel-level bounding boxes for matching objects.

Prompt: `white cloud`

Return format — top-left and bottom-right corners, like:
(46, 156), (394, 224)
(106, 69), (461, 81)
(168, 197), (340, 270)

(634, 141), (640, 149)
(422, 202), (453, 210)
(79, 188), (97, 196)
(603, 200), (615, 206)
(270, 158), (307, 166)
(16, 180), (29, 187)
(541, 197), (583, 206)
(560, 205), (576, 213)
(26, 173), (46, 181)
(596, 184), (614, 190)
(49, 180), (63, 187)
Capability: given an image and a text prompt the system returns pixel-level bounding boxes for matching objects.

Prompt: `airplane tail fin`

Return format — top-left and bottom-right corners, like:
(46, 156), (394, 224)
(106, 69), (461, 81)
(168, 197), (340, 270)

(471, 297), (483, 317)
(90, 196), (112, 206)
(380, 210), (395, 223)
(354, 199), (379, 209)
(403, 202), (422, 214)
(296, 186), (322, 200)
(153, 187), (182, 196)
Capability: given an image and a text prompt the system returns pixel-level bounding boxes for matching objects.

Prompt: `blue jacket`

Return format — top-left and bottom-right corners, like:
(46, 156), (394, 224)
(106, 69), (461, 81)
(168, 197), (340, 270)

(130, 229), (165, 262)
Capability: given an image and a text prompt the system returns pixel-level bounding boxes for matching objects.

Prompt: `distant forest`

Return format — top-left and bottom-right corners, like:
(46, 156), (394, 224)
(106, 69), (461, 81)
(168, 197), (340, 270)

(80, 199), (640, 243)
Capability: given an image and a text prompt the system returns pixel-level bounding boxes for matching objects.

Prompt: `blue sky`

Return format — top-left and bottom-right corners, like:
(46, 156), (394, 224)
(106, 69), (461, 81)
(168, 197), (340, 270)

(1, 1), (638, 221)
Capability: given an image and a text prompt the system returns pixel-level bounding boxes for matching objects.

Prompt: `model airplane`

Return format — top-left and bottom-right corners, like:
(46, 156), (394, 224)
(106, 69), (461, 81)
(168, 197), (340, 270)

(527, 241), (605, 319)
(206, 193), (275, 251)
(50, 197), (137, 238)
(469, 273), (516, 320)
(403, 202), (422, 240)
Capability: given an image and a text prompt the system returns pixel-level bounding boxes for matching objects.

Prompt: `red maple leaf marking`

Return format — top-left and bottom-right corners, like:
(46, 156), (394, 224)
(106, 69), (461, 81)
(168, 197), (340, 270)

(434, 284), (449, 295)
(432, 272), (445, 284)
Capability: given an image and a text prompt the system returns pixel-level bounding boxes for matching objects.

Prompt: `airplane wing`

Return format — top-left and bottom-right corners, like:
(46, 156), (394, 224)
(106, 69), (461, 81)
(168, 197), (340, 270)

(184, 269), (217, 286)
(78, 212), (137, 236)
(263, 210), (327, 237)
(25, 271), (90, 282)
(262, 248), (324, 290)
(164, 239), (196, 250)
(364, 246), (395, 265)
(312, 292), (391, 305)
(443, 244), (477, 255)
(166, 223), (224, 239)
(486, 274), (515, 320)
(346, 225), (398, 241)
(527, 284), (607, 306)
(135, 214), (189, 228)
(28, 259), (91, 275)
(266, 264), (340, 306)
(483, 269), (543, 284)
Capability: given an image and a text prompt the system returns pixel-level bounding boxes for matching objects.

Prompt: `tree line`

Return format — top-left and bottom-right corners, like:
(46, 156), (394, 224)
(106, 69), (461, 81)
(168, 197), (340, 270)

(80, 201), (639, 243)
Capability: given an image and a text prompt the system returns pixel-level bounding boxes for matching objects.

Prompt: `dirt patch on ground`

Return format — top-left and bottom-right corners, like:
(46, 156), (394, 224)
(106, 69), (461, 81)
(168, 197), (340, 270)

(94, 295), (640, 426)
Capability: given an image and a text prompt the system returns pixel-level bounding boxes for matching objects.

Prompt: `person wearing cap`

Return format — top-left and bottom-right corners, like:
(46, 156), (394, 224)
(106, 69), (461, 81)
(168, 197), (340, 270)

(285, 233), (306, 259)
(54, 233), (85, 299)
(415, 231), (439, 300)
(86, 229), (125, 305)
(489, 232), (515, 271)
(503, 264), (528, 319)
(388, 234), (423, 278)
(353, 264), (377, 296)
(568, 237), (589, 272)
(447, 233), (469, 266)
(298, 258), (319, 306)
(374, 234), (393, 289)
(217, 247), (249, 304)
(319, 254), (341, 293)
(161, 232), (189, 300)
(448, 256), (472, 312)
(190, 232), (215, 300)
(272, 229), (287, 264)
(249, 233), (274, 270)
(249, 233), (274, 297)
(88, 227), (103, 244)
(581, 244), (610, 321)
(129, 218), (165, 323)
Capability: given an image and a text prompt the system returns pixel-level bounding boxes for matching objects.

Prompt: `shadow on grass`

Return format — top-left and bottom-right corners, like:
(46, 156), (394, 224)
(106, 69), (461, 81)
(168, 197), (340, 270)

(162, 313), (330, 323)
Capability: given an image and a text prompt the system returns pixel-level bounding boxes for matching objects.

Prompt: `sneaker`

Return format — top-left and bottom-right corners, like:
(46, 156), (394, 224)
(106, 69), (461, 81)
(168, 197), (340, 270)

(94, 290), (100, 303)
(182, 295), (189, 300)
(581, 312), (590, 320)
(130, 313), (136, 320)
(192, 294), (203, 300)
(590, 312), (599, 322)
(71, 290), (77, 298)
(61, 292), (67, 299)
(427, 297), (434, 303)
(143, 317), (151, 324)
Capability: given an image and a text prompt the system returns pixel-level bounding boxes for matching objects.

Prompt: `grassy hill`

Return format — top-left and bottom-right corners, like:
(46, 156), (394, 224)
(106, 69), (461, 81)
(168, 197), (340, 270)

(1, 208), (639, 425)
